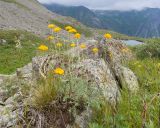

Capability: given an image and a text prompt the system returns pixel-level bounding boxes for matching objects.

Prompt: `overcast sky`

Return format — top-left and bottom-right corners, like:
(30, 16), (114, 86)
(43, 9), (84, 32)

(38, 0), (160, 10)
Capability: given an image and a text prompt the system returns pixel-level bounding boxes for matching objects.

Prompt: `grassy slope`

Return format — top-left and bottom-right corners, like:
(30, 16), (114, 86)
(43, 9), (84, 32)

(90, 59), (160, 128)
(0, 30), (44, 74)
(0, 29), (72, 74)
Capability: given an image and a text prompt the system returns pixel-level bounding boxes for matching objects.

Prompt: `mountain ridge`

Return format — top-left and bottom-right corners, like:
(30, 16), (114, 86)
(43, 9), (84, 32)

(44, 3), (160, 38)
(45, 3), (102, 28)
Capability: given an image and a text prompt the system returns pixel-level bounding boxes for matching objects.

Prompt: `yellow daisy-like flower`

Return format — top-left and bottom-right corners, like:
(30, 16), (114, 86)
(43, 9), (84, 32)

(65, 26), (73, 31)
(104, 33), (112, 39)
(70, 43), (76, 47)
(80, 44), (86, 49)
(92, 48), (99, 53)
(38, 45), (48, 51)
(74, 33), (81, 39)
(48, 24), (55, 29)
(68, 29), (77, 33)
(47, 36), (54, 40)
(72, 29), (77, 33)
(54, 68), (64, 75)
(54, 27), (61, 32)
(56, 43), (63, 47)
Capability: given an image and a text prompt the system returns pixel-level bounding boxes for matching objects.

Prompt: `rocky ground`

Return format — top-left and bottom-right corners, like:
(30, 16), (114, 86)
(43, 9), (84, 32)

(0, 0), (82, 37)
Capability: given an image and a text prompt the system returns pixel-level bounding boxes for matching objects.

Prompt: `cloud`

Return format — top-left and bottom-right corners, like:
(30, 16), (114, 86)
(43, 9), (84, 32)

(37, 0), (160, 10)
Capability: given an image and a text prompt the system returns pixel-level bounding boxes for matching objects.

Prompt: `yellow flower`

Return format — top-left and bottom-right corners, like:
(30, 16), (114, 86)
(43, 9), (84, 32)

(54, 68), (64, 75)
(68, 29), (77, 33)
(65, 26), (73, 31)
(54, 27), (61, 32)
(104, 33), (112, 39)
(70, 43), (76, 47)
(92, 48), (99, 53)
(74, 33), (81, 39)
(47, 36), (54, 40)
(38, 45), (48, 51)
(56, 42), (63, 47)
(72, 29), (77, 33)
(48, 24), (55, 29)
(80, 44), (86, 49)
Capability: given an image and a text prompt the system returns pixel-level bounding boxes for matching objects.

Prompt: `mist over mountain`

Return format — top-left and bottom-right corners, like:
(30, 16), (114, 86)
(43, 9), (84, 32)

(44, 3), (160, 38)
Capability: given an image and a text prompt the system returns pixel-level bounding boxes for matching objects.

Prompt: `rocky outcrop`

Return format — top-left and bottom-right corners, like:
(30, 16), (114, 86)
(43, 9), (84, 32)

(74, 59), (120, 105)
(67, 107), (92, 128)
(0, 93), (22, 128)
(114, 65), (139, 92)
(0, 64), (32, 128)
(0, 39), (139, 128)
(16, 63), (32, 82)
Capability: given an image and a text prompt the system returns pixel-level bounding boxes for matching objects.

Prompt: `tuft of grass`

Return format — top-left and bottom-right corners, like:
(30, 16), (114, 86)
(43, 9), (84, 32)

(30, 77), (59, 109)
(30, 72), (89, 109)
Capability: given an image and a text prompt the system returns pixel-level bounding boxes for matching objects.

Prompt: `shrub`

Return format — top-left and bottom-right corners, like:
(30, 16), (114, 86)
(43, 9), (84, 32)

(132, 39), (160, 59)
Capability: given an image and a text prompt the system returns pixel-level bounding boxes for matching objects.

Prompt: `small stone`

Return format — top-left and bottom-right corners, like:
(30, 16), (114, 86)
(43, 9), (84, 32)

(0, 39), (7, 45)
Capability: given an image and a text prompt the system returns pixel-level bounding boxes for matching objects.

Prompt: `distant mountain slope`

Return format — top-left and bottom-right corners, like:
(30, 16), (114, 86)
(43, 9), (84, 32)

(95, 8), (160, 38)
(0, 0), (54, 36)
(45, 3), (102, 28)
(0, 0), (85, 37)
(44, 3), (160, 38)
